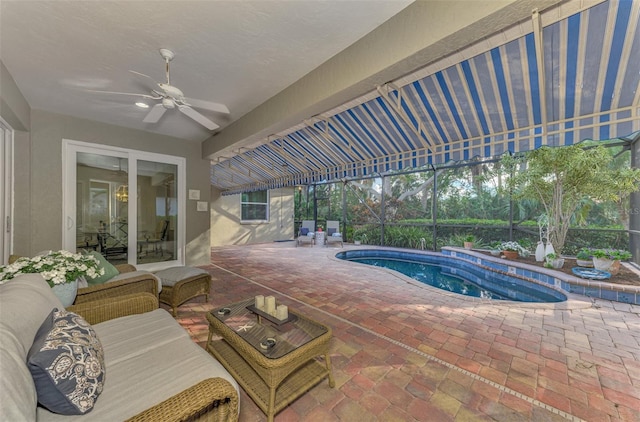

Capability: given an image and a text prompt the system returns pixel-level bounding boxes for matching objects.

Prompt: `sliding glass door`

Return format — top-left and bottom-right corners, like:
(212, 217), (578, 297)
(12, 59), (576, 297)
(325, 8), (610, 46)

(64, 141), (185, 269)
(0, 119), (12, 264)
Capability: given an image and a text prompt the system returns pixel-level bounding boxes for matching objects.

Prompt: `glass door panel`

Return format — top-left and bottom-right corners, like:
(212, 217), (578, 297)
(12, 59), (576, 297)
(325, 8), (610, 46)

(136, 160), (178, 264)
(76, 152), (129, 264)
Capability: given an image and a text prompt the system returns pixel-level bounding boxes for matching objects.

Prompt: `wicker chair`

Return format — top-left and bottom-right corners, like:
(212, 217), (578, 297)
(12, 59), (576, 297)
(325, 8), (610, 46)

(8, 255), (159, 305)
(75, 264), (160, 304)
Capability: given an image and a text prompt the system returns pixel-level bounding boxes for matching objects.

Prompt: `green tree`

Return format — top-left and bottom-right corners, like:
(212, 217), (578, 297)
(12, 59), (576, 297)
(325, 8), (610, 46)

(503, 144), (640, 254)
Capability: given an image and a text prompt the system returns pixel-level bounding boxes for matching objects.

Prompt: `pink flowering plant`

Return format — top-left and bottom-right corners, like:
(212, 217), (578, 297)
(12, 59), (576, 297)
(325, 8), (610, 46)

(0, 250), (104, 287)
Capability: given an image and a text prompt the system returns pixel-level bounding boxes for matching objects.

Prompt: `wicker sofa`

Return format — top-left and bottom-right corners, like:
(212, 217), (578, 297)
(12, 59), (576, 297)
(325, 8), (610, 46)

(0, 274), (239, 421)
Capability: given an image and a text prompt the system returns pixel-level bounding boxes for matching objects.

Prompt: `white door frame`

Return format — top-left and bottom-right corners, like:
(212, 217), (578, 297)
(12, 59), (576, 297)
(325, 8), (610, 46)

(62, 139), (186, 270)
(0, 118), (14, 264)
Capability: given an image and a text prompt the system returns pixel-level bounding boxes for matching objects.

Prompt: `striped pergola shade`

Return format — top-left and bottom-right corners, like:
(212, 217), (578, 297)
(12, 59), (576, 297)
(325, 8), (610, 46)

(212, 0), (640, 195)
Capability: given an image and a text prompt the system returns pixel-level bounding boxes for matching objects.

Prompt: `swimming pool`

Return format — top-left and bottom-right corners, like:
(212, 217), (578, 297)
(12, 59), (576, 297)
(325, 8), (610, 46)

(336, 249), (567, 303)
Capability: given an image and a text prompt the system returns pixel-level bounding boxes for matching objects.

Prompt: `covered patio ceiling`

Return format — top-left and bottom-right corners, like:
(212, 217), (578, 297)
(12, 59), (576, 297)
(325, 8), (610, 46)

(211, 0), (639, 195)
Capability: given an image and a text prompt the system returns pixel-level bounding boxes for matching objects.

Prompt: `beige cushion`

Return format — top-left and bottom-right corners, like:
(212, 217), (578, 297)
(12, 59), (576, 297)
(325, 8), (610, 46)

(108, 270), (162, 293)
(154, 266), (207, 287)
(37, 309), (239, 421)
(0, 274), (63, 421)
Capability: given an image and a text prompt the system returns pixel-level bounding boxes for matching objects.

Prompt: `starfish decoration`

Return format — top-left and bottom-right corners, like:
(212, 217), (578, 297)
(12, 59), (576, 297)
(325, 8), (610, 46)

(237, 323), (254, 332)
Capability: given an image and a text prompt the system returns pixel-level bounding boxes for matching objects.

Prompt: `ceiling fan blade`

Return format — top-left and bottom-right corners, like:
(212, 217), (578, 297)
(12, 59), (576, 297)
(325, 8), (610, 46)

(184, 98), (229, 114)
(85, 89), (162, 100)
(128, 70), (159, 85)
(178, 105), (219, 130)
(143, 104), (167, 123)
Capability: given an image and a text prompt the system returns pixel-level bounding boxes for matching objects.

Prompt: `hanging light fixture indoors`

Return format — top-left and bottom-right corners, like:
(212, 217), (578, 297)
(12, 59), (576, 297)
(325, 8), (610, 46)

(115, 158), (128, 202)
(116, 184), (128, 202)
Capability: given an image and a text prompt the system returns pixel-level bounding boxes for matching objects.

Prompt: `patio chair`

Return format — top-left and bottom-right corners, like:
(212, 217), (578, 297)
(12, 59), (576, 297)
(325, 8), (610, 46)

(325, 220), (343, 247)
(296, 220), (316, 246)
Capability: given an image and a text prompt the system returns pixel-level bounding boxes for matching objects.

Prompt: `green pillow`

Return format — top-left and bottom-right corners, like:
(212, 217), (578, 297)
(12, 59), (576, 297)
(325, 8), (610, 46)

(85, 251), (119, 285)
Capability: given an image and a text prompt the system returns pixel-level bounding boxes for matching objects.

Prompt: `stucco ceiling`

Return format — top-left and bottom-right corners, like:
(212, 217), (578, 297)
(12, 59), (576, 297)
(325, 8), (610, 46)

(0, 0), (413, 142)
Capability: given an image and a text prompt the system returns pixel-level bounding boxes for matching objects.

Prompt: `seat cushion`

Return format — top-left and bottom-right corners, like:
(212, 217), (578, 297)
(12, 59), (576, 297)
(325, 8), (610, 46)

(108, 270), (162, 293)
(27, 309), (105, 415)
(154, 266), (207, 287)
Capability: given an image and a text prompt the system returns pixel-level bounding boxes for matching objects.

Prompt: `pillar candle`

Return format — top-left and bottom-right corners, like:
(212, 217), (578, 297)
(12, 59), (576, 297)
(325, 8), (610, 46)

(276, 305), (288, 320)
(255, 295), (265, 310)
(265, 296), (276, 315)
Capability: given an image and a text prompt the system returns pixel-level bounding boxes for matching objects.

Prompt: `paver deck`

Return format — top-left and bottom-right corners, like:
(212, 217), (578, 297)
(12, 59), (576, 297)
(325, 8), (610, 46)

(168, 243), (640, 421)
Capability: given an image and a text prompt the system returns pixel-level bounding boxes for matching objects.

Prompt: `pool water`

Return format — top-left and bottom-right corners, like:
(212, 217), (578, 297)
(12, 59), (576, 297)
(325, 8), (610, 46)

(337, 250), (566, 303)
(352, 258), (511, 300)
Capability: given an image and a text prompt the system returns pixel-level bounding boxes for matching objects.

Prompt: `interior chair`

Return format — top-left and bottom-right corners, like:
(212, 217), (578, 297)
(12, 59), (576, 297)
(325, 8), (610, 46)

(325, 220), (344, 247)
(296, 220), (316, 246)
(139, 220), (170, 257)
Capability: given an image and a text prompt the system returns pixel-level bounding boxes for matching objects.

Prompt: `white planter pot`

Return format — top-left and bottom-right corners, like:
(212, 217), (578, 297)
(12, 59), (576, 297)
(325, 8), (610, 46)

(592, 258), (620, 275)
(544, 243), (555, 257)
(51, 279), (78, 307)
(576, 259), (593, 267)
(535, 242), (545, 262)
(550, 258), (564, 269)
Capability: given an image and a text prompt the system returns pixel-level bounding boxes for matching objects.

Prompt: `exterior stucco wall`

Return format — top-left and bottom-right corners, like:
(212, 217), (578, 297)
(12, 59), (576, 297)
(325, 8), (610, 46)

(210, 187), (294, 246)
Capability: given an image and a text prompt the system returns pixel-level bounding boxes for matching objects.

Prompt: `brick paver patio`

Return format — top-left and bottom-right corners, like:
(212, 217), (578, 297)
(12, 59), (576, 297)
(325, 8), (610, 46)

(168, 243), (640, 421)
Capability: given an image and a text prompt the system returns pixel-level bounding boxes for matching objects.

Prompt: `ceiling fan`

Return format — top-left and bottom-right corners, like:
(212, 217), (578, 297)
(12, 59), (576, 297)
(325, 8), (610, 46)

(88, 48), (229, 130)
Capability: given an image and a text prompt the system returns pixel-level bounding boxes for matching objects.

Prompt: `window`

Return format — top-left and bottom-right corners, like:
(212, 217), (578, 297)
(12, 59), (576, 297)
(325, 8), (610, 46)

(241, 190), (269, 222)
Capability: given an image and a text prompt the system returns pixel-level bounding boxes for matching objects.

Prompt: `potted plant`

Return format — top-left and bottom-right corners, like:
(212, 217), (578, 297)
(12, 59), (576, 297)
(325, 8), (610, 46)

(0, 250), (104, 306)
(499, 241), (525, 260)
(591, 249), (631, 275)
(463, 234), (476, 250)
(575, 249), (593, 267)
(353, 233), (367, 246)
(545, 252), (564, 269)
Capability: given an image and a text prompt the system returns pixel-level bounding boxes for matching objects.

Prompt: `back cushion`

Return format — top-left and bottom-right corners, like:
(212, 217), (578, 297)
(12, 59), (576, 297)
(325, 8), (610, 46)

(28, 309), (105, 415)
(85, 251), (119, 285)
(0, 274), (63, 420)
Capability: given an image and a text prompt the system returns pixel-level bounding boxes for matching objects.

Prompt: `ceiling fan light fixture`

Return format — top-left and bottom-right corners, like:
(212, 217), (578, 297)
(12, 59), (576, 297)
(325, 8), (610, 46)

(135, 102), (149, 109)
(162, 98), (175, 109)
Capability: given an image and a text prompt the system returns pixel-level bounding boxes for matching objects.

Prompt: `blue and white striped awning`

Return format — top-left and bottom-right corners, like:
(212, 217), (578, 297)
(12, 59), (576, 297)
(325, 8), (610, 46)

(213, 0), (640, 195)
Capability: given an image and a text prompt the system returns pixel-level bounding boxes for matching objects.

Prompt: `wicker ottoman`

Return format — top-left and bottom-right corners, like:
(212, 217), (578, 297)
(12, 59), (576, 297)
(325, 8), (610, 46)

(155, 267), (211, 316)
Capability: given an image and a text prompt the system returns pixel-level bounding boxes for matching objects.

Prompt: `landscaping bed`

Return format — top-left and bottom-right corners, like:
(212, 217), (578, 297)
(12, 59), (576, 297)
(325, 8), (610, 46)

(477, 251), (640, 287)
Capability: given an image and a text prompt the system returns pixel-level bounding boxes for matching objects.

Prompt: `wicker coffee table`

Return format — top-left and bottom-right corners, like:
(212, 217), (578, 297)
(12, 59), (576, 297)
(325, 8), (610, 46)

(206, 299), (334, 422)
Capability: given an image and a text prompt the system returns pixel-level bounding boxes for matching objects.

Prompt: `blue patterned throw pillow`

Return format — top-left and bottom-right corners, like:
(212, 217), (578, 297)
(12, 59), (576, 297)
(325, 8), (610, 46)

(300, 227), (309, 235)
(27, 309), (105, 415)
